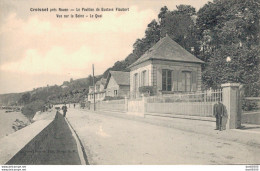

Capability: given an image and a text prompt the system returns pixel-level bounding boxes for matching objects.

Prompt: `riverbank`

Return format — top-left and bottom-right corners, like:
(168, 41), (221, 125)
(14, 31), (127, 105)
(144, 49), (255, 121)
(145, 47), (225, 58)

(0, 110), (30, 138)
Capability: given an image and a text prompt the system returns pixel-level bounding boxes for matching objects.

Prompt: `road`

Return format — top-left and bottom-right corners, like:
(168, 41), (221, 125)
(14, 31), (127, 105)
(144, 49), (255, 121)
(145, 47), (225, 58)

(66, 108), (260, 165)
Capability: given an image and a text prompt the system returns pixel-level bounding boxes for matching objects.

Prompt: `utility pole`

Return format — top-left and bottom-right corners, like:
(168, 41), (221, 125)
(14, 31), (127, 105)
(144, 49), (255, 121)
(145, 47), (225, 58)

(92, 64), (96, 111)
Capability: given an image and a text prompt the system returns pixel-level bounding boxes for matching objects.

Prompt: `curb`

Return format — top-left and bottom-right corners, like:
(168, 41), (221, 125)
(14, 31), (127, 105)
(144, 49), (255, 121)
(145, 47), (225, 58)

(64, 116), (89, 165)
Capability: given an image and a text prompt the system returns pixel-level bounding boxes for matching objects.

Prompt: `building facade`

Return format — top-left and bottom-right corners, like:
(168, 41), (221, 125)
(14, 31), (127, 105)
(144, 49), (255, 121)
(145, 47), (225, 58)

(128, 35), (204, 98)
(105, 71), (130, 98)
(88, 78), (106, 103)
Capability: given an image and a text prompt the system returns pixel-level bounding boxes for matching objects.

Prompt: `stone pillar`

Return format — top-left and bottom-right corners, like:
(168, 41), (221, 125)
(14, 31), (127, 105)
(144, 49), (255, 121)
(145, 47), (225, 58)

(142, 94), (146, 117)
(221, 83), (241, 129)
(124, 96), (128, 112)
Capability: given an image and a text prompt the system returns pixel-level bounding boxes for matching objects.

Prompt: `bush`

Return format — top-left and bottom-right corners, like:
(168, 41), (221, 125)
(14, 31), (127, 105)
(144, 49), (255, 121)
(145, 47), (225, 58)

(139, 86), (155, 96)
(21, 100), (45, 120)
(242, 100), (258, 111)
(104, 96), (124, 101)
(12, 119), (29, 131)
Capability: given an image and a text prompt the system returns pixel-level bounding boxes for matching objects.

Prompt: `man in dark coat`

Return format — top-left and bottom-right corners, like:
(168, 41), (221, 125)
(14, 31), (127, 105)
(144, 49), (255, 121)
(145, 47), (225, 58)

(213, 98), (227, 131)
(62, 104), (68, 117)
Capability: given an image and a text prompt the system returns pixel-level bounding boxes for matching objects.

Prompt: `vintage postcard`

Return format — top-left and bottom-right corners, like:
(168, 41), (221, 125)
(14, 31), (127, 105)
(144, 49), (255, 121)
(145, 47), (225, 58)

(0, 0), (259, 170)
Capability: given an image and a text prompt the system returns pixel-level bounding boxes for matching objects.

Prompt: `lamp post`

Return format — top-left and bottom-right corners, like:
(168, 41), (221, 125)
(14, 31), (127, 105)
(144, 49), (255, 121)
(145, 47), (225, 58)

(226, 56), (231, 62)
(226, 56), (232, 83)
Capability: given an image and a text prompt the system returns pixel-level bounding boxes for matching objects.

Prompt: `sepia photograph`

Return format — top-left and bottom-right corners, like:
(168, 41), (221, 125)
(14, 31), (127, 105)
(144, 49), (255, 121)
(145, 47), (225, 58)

(0, 0), (259, 170)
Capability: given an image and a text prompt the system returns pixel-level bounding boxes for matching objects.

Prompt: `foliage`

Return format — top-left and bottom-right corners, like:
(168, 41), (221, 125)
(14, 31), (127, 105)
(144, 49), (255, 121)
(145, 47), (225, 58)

(1, 1), (260, 107)
(19, 93), (31, 105)
(138, 86), (155, 96)
(197, 0), (260, 96)
(242, 100), (259, 111)
(21, 100), (45, 120)
(104, 96), (124, 101)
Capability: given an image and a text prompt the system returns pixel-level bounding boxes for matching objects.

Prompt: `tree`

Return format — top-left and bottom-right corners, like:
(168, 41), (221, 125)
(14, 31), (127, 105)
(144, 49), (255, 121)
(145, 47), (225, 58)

(198, 0), (260, 96)
(19, 93), (31, 105)
(176, 5), (196, 16)
(160, 5), (199, 54)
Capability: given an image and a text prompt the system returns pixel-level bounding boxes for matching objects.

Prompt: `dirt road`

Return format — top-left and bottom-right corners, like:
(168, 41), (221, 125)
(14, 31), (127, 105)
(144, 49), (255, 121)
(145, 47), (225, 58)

(66, 109), (260, 165)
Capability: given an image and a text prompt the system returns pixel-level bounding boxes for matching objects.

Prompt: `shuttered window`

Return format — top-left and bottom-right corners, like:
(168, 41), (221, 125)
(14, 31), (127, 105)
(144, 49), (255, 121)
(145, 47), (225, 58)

(141, 70), (147, 86)
(134, 73), (138, 92)
(172, 70), (178, 91)
(182, 71), (192, 92)
(162, 69), (172, 91)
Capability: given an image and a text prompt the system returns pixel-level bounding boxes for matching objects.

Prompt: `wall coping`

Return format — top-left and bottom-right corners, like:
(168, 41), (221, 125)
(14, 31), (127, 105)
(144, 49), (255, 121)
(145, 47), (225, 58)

(0, 110), (56, 164)
(221, 83), (240, 88)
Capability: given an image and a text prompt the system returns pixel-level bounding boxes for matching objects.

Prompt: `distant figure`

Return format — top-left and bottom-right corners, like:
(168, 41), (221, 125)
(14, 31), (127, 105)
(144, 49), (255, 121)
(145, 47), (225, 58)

(213, 98), (228, 131)
(62, 104), (68, 117)
(74, 103), (76, 108)
(87, 101), (90, 110)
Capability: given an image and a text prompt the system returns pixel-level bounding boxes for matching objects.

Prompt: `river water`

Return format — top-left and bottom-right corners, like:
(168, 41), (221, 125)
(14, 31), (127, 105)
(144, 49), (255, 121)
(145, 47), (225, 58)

(0, 110), (30, 138)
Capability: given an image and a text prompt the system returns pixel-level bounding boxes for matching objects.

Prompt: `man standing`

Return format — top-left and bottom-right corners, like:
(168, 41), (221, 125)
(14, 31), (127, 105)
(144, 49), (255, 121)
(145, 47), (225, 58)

(213, 98), (227, 131)
(62, 103), (68, 117)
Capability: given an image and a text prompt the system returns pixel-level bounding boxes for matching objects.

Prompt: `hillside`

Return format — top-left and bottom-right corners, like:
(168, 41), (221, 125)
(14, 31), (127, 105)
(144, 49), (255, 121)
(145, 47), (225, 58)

(0, 74), (102, 106)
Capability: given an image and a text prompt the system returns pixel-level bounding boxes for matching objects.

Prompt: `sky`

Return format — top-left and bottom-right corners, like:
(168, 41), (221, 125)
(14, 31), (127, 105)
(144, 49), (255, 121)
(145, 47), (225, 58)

(0, 0), (210, 94)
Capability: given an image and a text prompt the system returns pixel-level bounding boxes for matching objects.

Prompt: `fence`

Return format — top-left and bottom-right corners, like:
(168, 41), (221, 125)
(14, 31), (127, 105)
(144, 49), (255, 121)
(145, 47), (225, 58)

(127, 98), (144, 115)
(146, 89), (222, 117)
(90, 89), (222, 117)
(94, 99), (126, 112)
(88, 83), (247, 129)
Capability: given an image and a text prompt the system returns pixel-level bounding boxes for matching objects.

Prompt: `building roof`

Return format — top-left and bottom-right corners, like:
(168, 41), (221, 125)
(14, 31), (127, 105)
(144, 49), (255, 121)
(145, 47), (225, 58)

(95, 78), (107, 86)
(129, 35), (204, 68)
(105, 71), (130, 88)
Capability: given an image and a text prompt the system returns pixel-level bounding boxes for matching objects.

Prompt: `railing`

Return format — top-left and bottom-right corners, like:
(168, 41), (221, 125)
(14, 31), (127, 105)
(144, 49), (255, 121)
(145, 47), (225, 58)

(90, 89), (223, 117)
(128, 98), (144, 115)
(129, 91), (142, 99)
(95, 99), (126, 112)
(146, 89), (222, 103)
(145, 89), (222, 117)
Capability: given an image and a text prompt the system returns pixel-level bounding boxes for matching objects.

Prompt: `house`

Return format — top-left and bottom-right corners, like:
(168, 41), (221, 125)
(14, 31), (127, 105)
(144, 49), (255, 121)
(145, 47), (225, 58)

(88, 78), (106, 103)
(128, 35), (204, 98)
(104, 71), (130, 98)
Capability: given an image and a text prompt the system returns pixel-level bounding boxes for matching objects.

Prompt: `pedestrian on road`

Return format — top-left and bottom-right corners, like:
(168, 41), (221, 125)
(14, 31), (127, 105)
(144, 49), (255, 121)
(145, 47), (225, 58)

(74, 103), (76, 108)
(62, 103), (68, 117)
(213, 98), (227, 131)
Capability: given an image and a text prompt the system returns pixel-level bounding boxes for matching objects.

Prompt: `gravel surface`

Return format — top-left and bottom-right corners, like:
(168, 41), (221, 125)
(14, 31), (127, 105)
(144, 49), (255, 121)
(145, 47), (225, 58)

(66, 108), (260, 165)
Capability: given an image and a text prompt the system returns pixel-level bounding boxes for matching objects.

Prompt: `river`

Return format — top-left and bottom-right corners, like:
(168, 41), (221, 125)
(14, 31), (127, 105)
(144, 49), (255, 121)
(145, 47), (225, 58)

(0, 110), (30, 138)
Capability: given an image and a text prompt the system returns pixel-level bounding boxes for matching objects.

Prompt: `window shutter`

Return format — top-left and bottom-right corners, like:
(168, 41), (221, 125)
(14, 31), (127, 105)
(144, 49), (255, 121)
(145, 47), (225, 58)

(172, 70), (178, 91)
(192, 71), (197, 92)
(178, 71), (183, 91)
